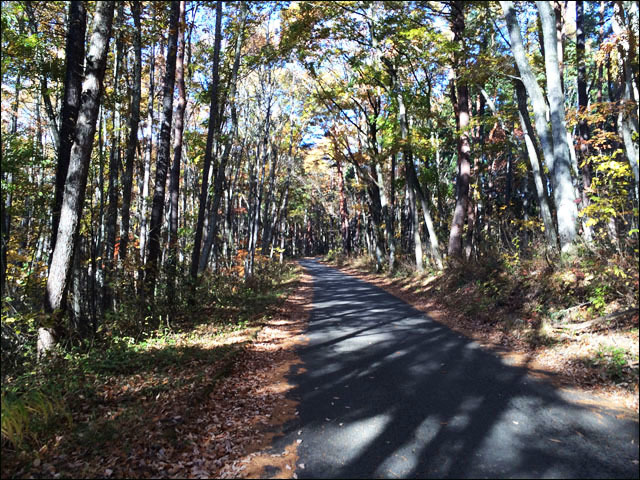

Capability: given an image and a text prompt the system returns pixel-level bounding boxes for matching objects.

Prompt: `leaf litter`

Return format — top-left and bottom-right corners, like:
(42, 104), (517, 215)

(6, 266), (313, 479)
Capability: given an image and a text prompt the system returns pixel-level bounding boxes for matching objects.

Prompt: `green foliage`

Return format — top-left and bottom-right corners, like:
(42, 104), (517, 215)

(587, 284), (609, 315)
(325, 247), (344, 263)
(585, 345), (636, 382)
(1, 389), (71, 450)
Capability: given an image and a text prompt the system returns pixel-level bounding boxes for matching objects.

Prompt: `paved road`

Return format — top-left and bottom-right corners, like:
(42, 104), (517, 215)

(273, 259), (639, 478)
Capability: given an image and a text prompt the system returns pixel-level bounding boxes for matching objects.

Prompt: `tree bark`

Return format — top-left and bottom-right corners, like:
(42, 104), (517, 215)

(576, 0), (594, 242)
(191, 0), (223, 279)
(336, 156), (351, 253)
(51, 1), (86, 257)
(1, 74), (21, 293)
(168, 0), (187, 290)
(537, 0), (579, 252)
(119, 0), (142, 261)
(199, 5), (248, 271)
(398, 91), (442, 269)
(612, 1), (640, 195)
(513, 79), (558, 247)
(407, 168), (423, 272)
(43, 1), (114, 354)
(260, 146), (279, 255)
(375, 162), (395, 272)
(104, 3), (124, 270)
(103, 3), (124, 310)
(145, 0), (180, 296)
(502, 1), (564, 250)
(139, 41), (155, 267)
(447, 1), (471, 260)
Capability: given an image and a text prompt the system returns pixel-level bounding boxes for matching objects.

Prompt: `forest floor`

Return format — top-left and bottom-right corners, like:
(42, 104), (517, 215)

(323, 255), (639, 416)
(2, 255), (637, 479)
(1, 264), (313, 479)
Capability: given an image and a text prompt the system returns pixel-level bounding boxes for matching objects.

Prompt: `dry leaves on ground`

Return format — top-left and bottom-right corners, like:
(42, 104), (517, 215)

(8, 266), (313, 479)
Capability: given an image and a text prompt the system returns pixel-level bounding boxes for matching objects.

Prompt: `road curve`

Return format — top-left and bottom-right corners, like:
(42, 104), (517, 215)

(273, 259), (639, 479)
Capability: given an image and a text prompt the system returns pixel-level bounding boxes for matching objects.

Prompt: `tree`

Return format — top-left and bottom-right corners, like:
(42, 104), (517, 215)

(611, 1), (639, 196)
(145, 0), (180, 298)
(191, 0), (223, 279)
(447, 1), (472, 260)
(536, 0), (579, 252)
(576, 0), (594, 242)
(513, 79), (558, 247)
(119, 0), (142, 262)
(199, 2), (249, 273)
(43, 1), (115, 355)
(167, 0), (187, 293)
(501, 1), (563, 250)
(50, 1), (86, 257)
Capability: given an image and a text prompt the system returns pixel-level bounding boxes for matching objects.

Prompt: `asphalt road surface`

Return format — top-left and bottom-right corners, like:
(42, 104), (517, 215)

(272, 259), (639, 479)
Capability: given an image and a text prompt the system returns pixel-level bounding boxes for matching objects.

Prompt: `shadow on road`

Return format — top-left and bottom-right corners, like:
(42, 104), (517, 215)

(279, 259), (639, 479)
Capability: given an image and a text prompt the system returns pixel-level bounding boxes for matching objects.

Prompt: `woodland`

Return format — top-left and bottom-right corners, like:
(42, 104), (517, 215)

(1, 1), (639, 477)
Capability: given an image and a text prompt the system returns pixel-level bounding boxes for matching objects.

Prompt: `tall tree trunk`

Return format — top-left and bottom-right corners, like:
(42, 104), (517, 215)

(199, 5), (248, 272)
(612, 1), (640, 195)
(260, 145), (279, 254)
(537, 1), (579, 252)
(399, 92), (442, 269)
(139, 41), (155, 268)
(119, 0), (142, 261)
(447, 1), (471, 260)
(168, 0), (187, 292)
(502, 1), (562, 250)
(375, 162), (395, 272)
(597, 2), (606, 105)
(104, 3), (123, 266)
(94, 109), (106, 318)
(364, 113), (385, 272)
(576, 0), (594, 242)
(103, 2), (124, 310)
(248, 113), (271, 277)
(336, 156), (350, 253)
(407, 169), (423, 272)
(51, 1), (86, 257)
(191, 0), (223, 279)
(2, 74), (21, 293)
(553, 1), (566, 94)
(513, 79), (558, 247)
(145, 0), (179, 297)
(42, 1), (114, 355)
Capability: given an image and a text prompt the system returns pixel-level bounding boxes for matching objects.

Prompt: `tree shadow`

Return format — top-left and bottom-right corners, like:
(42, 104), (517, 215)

(275, 260), (639, 479)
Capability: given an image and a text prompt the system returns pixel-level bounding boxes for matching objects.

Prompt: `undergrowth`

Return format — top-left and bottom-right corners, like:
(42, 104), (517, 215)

(1, 261), (299, 472)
